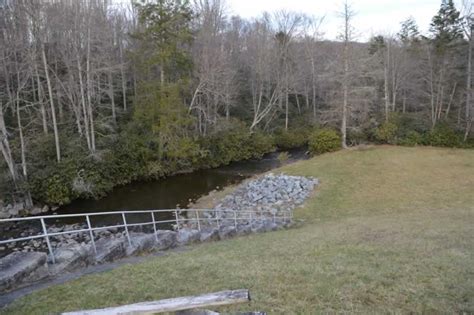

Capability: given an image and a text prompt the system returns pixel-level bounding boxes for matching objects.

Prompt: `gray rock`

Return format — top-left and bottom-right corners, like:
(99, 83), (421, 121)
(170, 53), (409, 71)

(199, 228), (220, 242)
(95, 237), (127, 263)
(262, 220), (279, 232)
(156, 230), (177, 250)
(8, 203), (23, 217)
(251, 223), (266, 233)
(236, 224), (252, 236)
(30, 207), (43, 215)
(51, 244), (94, 274)
(219, 226), (237, 239)
(212, 174), (317, 222)
(0, 252), (49, 292)
(177, 228), (201, 245)
(126, 233), (157, 256)
(0, 209), (9, 219)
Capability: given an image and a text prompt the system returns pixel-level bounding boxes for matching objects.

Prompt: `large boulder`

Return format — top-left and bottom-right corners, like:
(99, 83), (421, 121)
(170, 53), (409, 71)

(251, 223), (266, 233)
(29, 207), (43, 215)
(0, 199), (9, 219)
(7, 203), (24, 217)
(236, 224), (252, 236)
(262, 220), (279, 232)
(51, 244), (94, 274)
(126, 233), (157, 256)
(218, 226), (237, 239)
(177, 228), (201, 246)
(156, 230), (177, 250)
(95, 237), (127, 263)
(199, 228), (220, 242)
(0, 209), (9, 219)
(0, 251), (49, 292)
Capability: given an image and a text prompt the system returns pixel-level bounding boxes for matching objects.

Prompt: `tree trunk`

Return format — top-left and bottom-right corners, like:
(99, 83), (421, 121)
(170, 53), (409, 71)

(311, 56), (317, 121)
(16, 96), (33, 208)
(465, 26), (473, 141)
(41, 44), (61, 162)
(34, 64), (48, 134)
(445, 82), (457, 119)
(86, 25), (96, 153)
(427, 47), (437, 129)
(108, 71), (116, 123)
(77, 57), (92, 151)
(384, 41), (391, 121)
(295, 92), (301, 114)
(341, 30), (349, 148)
(285, 89), (289, 130)
(402, 92), (406, 113)
(0, 101), (18, 182)
(64, 290), (250, 315)
(119, 35), (127, 111)
(16, 95), (27, 179)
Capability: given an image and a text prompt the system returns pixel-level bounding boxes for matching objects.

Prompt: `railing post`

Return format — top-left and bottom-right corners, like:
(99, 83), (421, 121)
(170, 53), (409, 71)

(174, 210), (180, 231)
(151, 212), (158, 242)
(40, 218), (55, 264)
(249, 211), (253, 225)
(233, 211), (237, 228)
(273, 212), (276, 223)
(86, 215), (97, 255)
(122, 212), (132, 247)
(195, 210), (201, 231)
(215, 210), (220, 229)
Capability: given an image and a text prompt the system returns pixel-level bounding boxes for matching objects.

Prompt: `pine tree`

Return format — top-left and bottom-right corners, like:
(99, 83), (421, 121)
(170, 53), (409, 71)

(132, 0), (193, 85)
(430, 0), (463, 52)
(132, 0), (197, 165)
(398, 17), (420, 44)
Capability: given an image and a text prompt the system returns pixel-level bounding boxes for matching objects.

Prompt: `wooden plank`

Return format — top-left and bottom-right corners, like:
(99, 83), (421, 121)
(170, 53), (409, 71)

(63, 289), (250, 315)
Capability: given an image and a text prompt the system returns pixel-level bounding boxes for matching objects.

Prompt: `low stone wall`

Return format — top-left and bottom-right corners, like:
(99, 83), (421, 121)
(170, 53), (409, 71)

(0, 219), (292, 293)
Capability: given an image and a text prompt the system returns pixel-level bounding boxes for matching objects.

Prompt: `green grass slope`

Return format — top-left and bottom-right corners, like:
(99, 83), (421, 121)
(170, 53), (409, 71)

(3, 146), (474, 314)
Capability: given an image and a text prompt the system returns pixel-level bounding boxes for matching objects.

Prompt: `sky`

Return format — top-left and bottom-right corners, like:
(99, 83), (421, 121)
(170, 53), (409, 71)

(224, 0), (453, 41)
(113, 0), (465, 42)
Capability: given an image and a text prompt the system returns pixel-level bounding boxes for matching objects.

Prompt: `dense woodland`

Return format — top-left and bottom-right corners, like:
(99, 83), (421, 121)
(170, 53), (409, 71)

(0, 0), (472, 209)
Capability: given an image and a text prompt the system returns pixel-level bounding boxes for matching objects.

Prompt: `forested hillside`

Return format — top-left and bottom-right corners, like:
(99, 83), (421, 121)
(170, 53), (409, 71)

(0, 0), (472, 210)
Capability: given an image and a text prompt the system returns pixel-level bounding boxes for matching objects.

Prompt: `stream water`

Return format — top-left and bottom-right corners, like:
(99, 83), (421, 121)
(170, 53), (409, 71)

(58, 148), (307, 215)
(0, 148), (307, 257)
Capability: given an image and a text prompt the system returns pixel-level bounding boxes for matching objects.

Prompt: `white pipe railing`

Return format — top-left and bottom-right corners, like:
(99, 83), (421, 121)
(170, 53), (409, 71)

(0, 208), (292, 264)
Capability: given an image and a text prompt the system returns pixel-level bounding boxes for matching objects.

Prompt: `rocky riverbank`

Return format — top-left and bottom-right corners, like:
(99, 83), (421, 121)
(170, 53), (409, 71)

(0, 173), (318, 294)
(208, 173), (318, 222)
(216, 173), (318, 212)
(0, 200), (52, 219)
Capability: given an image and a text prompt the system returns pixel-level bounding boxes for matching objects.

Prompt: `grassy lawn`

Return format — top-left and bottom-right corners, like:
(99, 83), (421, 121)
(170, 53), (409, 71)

(2, 146), (474, 314)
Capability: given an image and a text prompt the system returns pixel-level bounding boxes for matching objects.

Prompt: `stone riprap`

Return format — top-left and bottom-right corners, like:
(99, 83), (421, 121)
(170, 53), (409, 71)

(211, 173), (318, 223)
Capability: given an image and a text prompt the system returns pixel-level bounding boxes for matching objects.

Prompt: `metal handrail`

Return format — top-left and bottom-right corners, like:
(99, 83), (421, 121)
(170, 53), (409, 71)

(0, 208), (292, 264)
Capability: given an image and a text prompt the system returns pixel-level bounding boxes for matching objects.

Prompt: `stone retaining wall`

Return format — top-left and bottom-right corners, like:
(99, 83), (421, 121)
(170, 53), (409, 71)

(0, 219), (292, 293)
